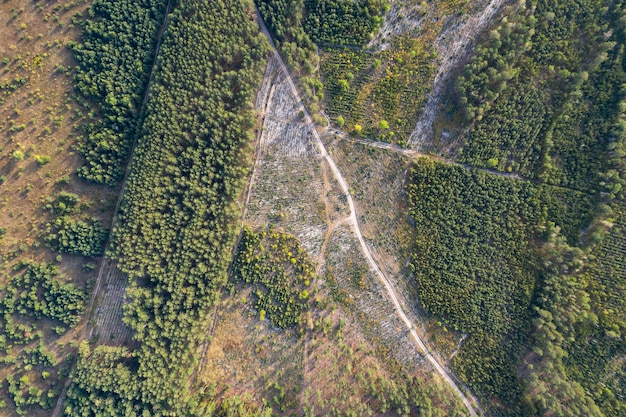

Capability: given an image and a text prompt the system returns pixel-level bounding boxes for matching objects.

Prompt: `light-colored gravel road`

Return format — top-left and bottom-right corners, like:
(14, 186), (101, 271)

(256, 9), (482, 417)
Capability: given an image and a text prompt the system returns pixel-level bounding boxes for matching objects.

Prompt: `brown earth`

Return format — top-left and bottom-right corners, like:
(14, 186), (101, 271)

(0, 1), (117, 414)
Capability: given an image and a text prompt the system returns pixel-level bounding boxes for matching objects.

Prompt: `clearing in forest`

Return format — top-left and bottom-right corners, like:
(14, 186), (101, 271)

(199, 39), (474, 413)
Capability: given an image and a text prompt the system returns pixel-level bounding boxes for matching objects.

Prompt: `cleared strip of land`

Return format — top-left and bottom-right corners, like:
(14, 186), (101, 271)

(256, 10), (482, 416)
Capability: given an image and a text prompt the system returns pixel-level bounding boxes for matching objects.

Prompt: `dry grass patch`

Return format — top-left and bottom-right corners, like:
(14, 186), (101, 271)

(0, 1), (117, 414)
(0, 0), (116, 274)
(303, 309), (469, 416)
(199, 298), (305, 414)
(321, 222), (423, 371)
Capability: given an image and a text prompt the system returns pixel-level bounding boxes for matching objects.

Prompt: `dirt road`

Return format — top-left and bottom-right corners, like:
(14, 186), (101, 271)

(50, 2), (174, 415)
(256, 10), (482, 417)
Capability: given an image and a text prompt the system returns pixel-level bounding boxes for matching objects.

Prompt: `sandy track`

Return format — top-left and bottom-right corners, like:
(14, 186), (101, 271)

(256, 10), (482, 417)
(50, 2), (174, 415)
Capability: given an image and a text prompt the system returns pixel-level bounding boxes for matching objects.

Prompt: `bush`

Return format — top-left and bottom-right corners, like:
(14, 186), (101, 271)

(34, 155), (51, 166)
(233, 228), (313, 329)
(0, 261), (85, 326)
(45, 216), (108, 257)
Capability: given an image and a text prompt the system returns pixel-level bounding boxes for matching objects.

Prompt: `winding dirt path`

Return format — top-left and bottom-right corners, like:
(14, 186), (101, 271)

(256, 10), (482, 417)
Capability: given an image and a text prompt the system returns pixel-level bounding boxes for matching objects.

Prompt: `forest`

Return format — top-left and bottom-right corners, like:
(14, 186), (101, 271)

(404, 1), (626, 414)
(455, 0), (626, 194)
(42, 192), (108, 257)
(559, 204), (626, 416)
(406, 158), (601, 415)
(1, 0), (625, 415)
(70, 0), (168, 185)
(303, 0), (389, 46)
(0, 261), (86, 415)
(62, 0), (269, 414)
(407, 159), (536, 412)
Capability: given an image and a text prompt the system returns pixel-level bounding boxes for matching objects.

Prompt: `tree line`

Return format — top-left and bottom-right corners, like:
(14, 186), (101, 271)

(70, 0), (168, 185)
(63, 0), (269, 414)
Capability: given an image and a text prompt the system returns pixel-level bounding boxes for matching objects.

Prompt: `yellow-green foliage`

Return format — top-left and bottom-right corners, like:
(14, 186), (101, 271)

(233, 227), (314, 329)
(321, 37), (434, 144)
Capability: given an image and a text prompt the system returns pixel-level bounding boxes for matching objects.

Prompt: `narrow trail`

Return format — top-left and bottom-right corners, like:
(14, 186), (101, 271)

(51, 2), (173, 415)
(339, 130), (522, 180)
(317, 158), (336, 276)
(341, 132), (607, 199)
(85, 0), (173, 344)
(315, 216), (350, 276)
(256, 11), (482, 417)
(193, 60), (272, 383)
